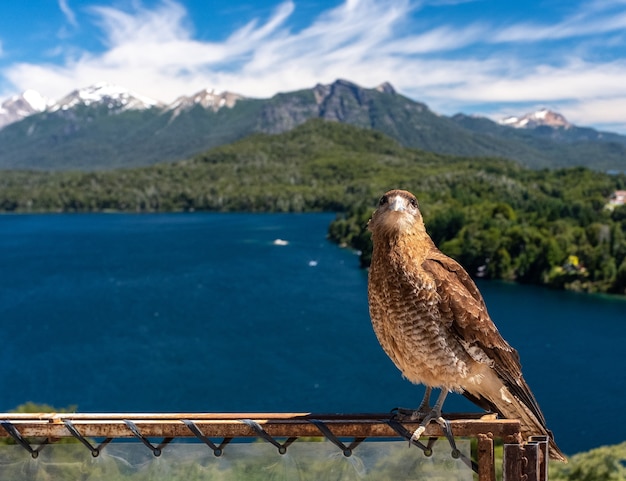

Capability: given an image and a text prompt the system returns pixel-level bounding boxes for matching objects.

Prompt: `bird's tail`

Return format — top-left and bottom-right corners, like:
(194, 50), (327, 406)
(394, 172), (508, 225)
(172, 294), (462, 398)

(466, 372), (567, 463)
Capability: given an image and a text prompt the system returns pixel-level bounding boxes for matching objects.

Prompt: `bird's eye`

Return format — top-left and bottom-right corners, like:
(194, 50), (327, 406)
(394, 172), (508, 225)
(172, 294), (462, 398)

(379, 195), (388, 206)
(409, 197), (418, 208)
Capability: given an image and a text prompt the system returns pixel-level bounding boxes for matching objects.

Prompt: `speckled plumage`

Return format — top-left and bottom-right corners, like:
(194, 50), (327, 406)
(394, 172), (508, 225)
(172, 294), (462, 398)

(367, 189), (566, 462)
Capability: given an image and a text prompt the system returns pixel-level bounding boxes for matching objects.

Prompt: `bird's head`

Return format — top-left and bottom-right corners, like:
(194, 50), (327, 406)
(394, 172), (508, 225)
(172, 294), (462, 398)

(368, 189), (427, 239)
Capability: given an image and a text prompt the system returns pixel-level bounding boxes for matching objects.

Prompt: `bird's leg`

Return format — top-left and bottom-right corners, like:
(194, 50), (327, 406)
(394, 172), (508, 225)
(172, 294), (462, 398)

(393, 386), (432, 420)
(417, 386), (432, 414)
(410, 389), (448, 442)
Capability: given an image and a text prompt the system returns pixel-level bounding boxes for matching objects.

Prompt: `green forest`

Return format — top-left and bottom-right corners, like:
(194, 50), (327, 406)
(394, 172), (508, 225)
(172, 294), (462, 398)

(1, 119), (626, 294)
(327, 165), (626, 295)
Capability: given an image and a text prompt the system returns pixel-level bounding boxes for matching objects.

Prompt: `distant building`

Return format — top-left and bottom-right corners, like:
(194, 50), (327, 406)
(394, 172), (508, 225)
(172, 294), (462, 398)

(607, 190), (626, 208)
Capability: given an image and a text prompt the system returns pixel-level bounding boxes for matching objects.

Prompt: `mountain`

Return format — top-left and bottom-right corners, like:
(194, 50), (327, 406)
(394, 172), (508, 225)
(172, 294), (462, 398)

(1, 79), (626, 171)
(451, 110), (626, 171)
(50, 82), (162, 112)
(500, 109), (571, 129)
(167, 89), (243, 118)
(0, 90), (49, 130)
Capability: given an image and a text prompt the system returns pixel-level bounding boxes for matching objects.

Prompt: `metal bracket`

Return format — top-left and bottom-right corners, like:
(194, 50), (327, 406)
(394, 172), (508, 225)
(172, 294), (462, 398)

(63, 419), (112, 457)
(1, 420), (48, 459)
(123, 420), (172, 457)
(308, 419), (364, 457)
(182, 419), (231, 456)
(241, 419), (297, 454)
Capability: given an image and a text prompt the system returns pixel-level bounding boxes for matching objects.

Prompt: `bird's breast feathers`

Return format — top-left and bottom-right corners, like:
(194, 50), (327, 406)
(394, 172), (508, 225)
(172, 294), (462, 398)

(368, 262), (480, 389)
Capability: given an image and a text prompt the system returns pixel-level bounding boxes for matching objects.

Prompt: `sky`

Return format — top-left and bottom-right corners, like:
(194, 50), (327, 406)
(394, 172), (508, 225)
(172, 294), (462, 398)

(1, 0), (626, 133)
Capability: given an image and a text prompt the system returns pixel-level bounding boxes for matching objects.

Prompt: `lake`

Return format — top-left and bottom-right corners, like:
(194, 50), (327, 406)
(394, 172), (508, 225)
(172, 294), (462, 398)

(0, 212), (624, 456)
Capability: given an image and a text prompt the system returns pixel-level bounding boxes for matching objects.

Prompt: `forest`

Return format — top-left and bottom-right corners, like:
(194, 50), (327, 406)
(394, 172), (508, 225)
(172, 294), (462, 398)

(327, 165), (626, 295)
(1, 119), (626, 294)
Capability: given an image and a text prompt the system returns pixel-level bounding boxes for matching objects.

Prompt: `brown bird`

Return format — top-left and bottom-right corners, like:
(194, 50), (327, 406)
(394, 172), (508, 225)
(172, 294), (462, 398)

(367, 189), (566, 462)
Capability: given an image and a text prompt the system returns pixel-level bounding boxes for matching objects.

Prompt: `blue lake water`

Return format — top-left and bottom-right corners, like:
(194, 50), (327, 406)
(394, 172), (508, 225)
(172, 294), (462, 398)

(0, 213), (624, 456)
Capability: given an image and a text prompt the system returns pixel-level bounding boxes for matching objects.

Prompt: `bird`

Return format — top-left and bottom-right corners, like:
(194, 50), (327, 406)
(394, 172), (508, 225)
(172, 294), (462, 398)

(367, 189), (566, 462)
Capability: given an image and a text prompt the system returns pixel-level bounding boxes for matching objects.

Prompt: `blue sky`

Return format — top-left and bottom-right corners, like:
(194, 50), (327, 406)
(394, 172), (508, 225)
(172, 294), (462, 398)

(2, 0), (626, 133)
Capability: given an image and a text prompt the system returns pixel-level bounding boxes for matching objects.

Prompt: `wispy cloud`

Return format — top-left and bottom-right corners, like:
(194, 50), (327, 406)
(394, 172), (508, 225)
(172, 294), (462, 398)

(2, 0), (626, 132)
(492, 6), (626, 43)
(58, 0), (78, 27)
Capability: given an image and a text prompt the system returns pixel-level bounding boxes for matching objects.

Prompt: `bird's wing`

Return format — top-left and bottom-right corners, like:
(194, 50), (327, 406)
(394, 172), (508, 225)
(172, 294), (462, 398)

(422, 248), (510, 349)
(422, 248), (547, 425)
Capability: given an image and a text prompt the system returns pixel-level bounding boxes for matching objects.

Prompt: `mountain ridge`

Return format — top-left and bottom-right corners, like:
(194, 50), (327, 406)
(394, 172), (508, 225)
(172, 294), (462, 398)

(1, 79), (626, 171)
(50, 82), (162, 113)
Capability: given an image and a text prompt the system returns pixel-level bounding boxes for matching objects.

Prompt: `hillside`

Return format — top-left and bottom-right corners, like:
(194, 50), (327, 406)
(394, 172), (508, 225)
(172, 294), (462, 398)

(0, 119), (431, 211)
(452, 113), (626, 172)
(1, 119), (625, 294)
(2, 79), (626, 171)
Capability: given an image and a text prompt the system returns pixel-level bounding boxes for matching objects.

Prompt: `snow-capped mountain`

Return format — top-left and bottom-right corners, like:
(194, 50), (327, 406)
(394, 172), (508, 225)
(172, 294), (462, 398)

(0, 90), (50, 129)
(500, 108), (571, 129)
(0, 83), (244, 130)
(50, 82), (162, 113)
(167, 88), (243, 117)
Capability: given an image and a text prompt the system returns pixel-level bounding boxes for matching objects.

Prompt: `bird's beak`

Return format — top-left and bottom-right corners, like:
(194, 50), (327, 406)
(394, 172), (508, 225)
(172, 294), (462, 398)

(388, 196), (407, 212)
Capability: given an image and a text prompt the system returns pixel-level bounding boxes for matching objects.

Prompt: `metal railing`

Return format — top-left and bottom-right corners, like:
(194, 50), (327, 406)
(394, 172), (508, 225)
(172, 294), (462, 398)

(0, 411), (550, 481)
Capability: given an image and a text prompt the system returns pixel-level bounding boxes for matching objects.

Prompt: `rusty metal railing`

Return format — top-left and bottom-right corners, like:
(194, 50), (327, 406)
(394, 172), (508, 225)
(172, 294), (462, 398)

(0, 412), (550, 481)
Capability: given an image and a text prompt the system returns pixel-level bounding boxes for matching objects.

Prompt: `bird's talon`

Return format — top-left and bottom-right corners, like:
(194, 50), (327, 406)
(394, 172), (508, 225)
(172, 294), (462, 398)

(392, 407), (423, 421)
(411, 425), (426, 442)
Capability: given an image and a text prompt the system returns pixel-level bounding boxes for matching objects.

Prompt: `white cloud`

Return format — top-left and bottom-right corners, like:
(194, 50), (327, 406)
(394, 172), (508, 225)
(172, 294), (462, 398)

(425, 60), (626, 102)
(4, 0), (417, 102)
(2, 0), (626, 132)
(566, 96), (626, 128)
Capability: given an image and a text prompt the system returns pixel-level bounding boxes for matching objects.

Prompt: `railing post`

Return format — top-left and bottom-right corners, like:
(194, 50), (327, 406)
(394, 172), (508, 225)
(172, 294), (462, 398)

(504, 440), (546, 481)
(477, 433), (496, 481)
(530, 435), (549, 481)
(503, 443), (524, 481)
(524, 442), (540, 481)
